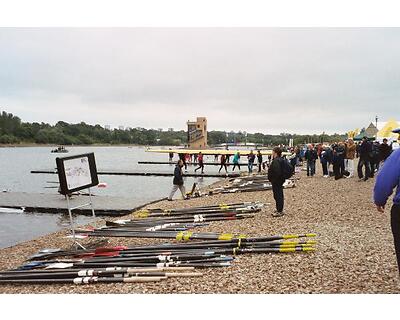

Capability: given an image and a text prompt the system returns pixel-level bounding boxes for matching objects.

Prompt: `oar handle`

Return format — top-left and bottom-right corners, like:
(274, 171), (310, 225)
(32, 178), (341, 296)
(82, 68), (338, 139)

(164, 272), (202, 277)
(123, 276), (166, 283)
(126, 267), (195, 273)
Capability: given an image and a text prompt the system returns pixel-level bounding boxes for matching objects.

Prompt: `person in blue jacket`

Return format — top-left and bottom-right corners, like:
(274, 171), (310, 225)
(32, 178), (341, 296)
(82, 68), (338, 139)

(374, 147), (400, 273)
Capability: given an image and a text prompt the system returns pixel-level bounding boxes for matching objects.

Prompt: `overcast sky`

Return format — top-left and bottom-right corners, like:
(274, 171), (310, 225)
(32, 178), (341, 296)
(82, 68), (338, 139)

(0, 28), (399, 134)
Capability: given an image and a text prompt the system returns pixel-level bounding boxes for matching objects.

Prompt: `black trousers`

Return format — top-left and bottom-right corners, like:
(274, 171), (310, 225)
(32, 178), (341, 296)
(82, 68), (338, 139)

(272, 182), (284, 213)
(195, 162), (204, 172)
(370, 160), (379, 177)
(357, 158), (370, 180)
(391, 204), (400, 274)
(219, 164), (228, 172)
(232, 163), (241, 171)
(321, 160), (328, 176)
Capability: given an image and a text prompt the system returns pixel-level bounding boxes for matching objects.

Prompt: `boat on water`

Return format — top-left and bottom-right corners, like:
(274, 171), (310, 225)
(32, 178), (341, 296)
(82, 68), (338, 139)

(51, 146), (68, 153)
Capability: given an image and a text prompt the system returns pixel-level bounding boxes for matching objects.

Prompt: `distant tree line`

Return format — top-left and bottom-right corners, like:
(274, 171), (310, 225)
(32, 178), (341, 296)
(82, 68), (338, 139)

(0, 110), (346, 146)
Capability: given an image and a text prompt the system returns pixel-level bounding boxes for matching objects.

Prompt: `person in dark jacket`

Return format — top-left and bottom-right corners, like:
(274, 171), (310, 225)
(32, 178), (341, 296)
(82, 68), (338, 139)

(379, 138), (392, 162)
(168, 160), (187, 200)
(357, 137), (372, 181)
(320, 146), (333, 177)
(247, 150), (255, 173)
(370, 141), (381, 176)
(268, 147), (286, 217)
(374, 148), (400, 273)
(332, 142), (346, 180)
(257, 150), (263, 173)
(304, 144), (318, 177)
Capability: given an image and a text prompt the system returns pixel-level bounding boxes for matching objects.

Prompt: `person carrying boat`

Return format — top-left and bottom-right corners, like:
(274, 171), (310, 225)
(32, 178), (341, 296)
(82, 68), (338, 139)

(247, 150), (255, 174)
(168, 160), (188, 201)
(194, 152), (204, 174)
(232, 152), (241, 171)
(178, 153), (188, 172)
(168, 148), (174, 162)
(219, 154), (228, 174)
(374, 147), (400, 274)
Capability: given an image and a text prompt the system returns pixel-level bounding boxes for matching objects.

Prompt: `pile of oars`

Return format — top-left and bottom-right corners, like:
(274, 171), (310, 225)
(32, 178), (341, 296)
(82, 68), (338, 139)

(209, 175), (295, 195)
(0, 233), (317, 285)
(0, 266), (202, 285)
(102, 202), (264, 231)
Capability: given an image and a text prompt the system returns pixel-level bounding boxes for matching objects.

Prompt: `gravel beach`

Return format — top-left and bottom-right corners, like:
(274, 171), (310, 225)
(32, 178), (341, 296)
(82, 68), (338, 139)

(1, 168), (399, 294)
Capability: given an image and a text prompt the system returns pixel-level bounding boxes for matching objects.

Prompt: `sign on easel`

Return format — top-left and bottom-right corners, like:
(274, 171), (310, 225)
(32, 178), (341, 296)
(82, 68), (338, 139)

(56, 153), (99, 195)
(56, 153), (99, 249)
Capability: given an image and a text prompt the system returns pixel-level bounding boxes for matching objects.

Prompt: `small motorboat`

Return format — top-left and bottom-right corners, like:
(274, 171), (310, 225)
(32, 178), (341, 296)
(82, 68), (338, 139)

(51, 146), (69, 153)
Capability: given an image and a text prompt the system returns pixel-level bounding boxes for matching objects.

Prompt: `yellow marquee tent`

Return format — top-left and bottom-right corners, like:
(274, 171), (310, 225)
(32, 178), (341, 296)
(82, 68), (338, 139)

(376, 119), (400, 141)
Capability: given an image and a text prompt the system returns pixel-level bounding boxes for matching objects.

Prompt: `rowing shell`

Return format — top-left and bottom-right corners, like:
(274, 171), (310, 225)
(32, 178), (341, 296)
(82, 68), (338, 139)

(146, 148), (290, 156)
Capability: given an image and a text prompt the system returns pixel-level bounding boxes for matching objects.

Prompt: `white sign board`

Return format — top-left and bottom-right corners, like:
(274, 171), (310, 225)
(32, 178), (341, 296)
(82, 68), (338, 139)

(64, 156), (92, 190)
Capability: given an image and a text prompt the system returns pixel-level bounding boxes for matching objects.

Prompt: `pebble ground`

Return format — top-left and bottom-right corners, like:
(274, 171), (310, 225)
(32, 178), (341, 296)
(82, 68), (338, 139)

(1, 167), (399, 293)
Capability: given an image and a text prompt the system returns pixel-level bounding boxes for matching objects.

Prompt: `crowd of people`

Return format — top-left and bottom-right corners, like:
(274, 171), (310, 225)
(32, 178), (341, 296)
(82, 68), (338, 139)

(166, 140), (400, 275)
(287, 137), (394, 181)
(169, 150), (270, 175)
(168, 138), (396, 216)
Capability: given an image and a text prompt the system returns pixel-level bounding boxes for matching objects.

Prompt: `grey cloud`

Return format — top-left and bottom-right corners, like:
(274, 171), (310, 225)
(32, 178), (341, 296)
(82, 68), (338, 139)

(0, 28), (399, 134)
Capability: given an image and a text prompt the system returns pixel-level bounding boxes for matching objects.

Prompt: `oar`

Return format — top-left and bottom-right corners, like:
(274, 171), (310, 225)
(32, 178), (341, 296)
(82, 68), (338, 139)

(0, 276), (166, 285)
(0, 270), (203, 280)
(0, 266), (196, 275)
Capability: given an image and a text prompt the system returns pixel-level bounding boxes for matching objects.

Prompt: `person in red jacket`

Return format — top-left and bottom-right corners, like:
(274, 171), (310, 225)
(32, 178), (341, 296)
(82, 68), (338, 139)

(194, 152), (204, 174)
(219, 154), (228, 174)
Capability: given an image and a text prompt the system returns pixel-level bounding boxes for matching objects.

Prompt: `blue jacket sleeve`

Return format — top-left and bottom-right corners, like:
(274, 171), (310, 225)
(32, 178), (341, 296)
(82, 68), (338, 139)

(373, 149), (400, 206)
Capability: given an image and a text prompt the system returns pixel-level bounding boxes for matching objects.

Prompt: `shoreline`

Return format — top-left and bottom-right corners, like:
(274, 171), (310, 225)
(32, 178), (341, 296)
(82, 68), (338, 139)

(0, 143), (161, 148)
(0, 177), (226, 250)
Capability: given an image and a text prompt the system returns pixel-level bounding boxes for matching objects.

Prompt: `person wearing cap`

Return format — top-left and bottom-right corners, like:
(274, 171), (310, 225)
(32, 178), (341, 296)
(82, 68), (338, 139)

(374, 148), (400, 274)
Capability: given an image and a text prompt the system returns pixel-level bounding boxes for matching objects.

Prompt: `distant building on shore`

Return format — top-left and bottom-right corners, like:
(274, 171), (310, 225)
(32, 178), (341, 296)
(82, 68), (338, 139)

(187, 117), (208, 149)
(365, 122), (379, 138)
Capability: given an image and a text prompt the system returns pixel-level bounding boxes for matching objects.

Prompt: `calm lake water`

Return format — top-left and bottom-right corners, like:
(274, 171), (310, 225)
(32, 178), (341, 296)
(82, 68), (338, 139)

(0, 146), (220, 249)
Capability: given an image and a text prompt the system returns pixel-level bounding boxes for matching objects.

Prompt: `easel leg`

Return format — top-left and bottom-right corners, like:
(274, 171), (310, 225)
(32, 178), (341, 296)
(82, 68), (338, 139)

(66, 195), (86, 250)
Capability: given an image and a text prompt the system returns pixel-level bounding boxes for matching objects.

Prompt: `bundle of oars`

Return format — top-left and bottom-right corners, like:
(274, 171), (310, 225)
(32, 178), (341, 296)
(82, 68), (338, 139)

(0, 233), (317, 285)
(28, 233), (317, 262)
(209, 175), (295, 195)
(102, 202), (264, 231)
(0, 266), (202, 285)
